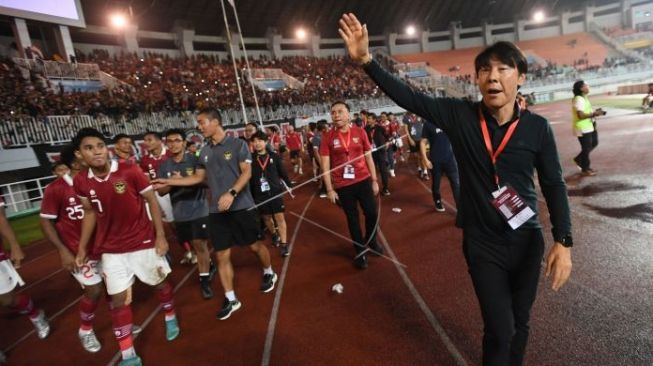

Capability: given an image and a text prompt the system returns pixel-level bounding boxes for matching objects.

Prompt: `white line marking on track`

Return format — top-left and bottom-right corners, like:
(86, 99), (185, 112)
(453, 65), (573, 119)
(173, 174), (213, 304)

(3, 295), (84, 353)
(260, 193), (316, 366)
(377, 229), (468, 366)
(107, 265), (198, 366)
(17, 268), (65, 294)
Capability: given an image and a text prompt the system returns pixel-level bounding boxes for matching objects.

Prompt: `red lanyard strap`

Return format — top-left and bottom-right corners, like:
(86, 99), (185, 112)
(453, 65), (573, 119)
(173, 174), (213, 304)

(338, 129), (352, 156)
(257, 154), (270, 171)
(479, 108), (520, 186)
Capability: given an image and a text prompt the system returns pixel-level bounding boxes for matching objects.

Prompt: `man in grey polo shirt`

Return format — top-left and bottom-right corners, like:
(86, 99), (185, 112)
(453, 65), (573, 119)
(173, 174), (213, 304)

(156, 128), (215, 299)
(153, 108), (277, 321)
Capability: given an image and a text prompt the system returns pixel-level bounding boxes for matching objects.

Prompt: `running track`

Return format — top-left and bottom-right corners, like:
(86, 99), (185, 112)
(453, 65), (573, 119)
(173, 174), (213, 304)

(2, 98), (652, 365)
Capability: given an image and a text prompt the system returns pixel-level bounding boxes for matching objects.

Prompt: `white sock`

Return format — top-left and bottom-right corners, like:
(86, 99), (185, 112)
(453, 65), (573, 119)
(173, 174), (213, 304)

(165, 314), (176, 321)
(225, 291), (236, 301)
(79, 328), (92, 336)
(121, 348), (137, 360)
(263, 266), (274, 275)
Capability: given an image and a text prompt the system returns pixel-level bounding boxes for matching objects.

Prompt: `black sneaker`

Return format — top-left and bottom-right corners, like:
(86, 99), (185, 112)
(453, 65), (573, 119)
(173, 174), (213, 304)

(200, 278), (214, 300)
(382, 188), (391, 196)
(279, 244), (289, 258)
(368, 242), (384, 256)
(208, 262), (217, 282)
(435, 200), (445, 212)
(216, 298), (241, 320)
(261, 273), (278, 293)
(353, 255), (368, 269)
(271, 234), (281, 247)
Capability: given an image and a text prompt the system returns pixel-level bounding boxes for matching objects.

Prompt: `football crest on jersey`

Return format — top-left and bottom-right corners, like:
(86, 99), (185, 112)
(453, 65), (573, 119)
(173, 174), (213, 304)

(224, 151), (232, 161)
(185, 167), (195, 176)
(333, 138), (341, 147)
(114, 181), (127, 194)
(68, 197), (75, 204)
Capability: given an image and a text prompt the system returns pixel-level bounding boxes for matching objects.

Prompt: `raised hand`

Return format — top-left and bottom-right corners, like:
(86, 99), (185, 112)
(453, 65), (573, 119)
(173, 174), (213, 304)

(338, 13), (371, 65)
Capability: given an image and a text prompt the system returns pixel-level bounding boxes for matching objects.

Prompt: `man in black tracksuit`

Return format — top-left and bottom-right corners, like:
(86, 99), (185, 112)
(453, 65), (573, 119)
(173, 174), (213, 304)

(249, 131), (293, 257)
(340, 14), (573, 366)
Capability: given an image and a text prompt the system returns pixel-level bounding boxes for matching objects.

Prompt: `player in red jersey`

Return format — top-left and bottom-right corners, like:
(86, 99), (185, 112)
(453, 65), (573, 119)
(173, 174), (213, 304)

(72, 128), (179, 366)
(285, 125), (304, 175)
(40, 144), (105, 353)
(112, 134), (138, 165)
(0, 196), (50, 361)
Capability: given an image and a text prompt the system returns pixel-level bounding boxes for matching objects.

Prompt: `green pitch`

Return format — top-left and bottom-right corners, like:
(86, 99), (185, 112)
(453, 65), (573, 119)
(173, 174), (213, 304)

(590, 96), (651, 112)
(7, 213), (44, 247)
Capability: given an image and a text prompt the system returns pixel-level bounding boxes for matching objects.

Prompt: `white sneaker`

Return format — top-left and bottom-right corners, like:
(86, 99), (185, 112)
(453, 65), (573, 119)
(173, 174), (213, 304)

(180, 251), (193, 264)
(389, 169), (395, 177)
(31, 310), (50, 339)
(293, 165), (299, 173)
(298, 169), (303, 175)
(79, 330), (102, 353)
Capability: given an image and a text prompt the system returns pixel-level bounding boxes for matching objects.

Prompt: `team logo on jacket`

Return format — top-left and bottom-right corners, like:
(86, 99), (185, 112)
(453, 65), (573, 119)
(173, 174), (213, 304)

(224, 151), (232, 161)
(333, 139), (341, 147)
(114, 181), (127, 194)
(186, 167), (195, 176)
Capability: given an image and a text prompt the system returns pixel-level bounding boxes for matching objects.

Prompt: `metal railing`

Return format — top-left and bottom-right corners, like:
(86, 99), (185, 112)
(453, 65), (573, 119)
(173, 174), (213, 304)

(1, 176), (57, 217)
(12, 58), (101, 80)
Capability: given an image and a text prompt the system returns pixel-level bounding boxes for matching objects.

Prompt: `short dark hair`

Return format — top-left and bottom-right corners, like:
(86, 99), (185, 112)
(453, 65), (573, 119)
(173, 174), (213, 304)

(113, 133), (131, 143)
(165, 128), (186, 140)
(187, 141), (196, 146)
(72, 128), (105, 151)
(198, 107), (223, 125)
(572, 80), (585, 96)
(245, 122), (258, 130)
(144, 131), (162, 140)
(251, 130), (269, 142)
(59, 144), (76, 168)
(51, 161), (67, 172)
(330, 101), (350, 111)
(474, 41), (528, 76)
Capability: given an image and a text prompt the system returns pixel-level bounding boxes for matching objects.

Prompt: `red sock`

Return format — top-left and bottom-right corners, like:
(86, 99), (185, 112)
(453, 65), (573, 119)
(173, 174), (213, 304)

(157, 282), (176, 320)
(183, 242), (192, 252)
(79, 296), (99, 331)
(12, 294), (39, 319)
(111, 305), (135, 358)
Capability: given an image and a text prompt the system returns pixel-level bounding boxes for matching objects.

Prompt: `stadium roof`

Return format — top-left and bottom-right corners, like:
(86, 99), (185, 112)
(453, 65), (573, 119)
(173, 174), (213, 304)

(79, 0), (619, 38)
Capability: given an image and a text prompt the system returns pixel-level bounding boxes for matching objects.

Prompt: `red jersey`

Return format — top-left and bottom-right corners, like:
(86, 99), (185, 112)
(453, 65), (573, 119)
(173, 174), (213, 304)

(319, 126), (372, 189)
(285, 132), (302, 151)
(40, 174), (97, 258)
(140, 147), (171, 179)
(389, 120), (401, 135)
(271, 133), (281, 149)
(306, 131), (315, 146)
(74, 160), (155, 254)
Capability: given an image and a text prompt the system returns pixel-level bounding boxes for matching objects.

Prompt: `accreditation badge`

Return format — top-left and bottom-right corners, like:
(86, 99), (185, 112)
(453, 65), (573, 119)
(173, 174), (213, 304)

(490, 185), (535, 229)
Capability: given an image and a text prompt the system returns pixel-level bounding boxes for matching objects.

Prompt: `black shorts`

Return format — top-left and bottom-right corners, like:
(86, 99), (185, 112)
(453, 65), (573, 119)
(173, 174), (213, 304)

(208, 210), (262, 251)
(290, 150), (301, 159)
(256, 196), (285, 215)
(175, 217), (209, 243)
(409, 144), (419, 153)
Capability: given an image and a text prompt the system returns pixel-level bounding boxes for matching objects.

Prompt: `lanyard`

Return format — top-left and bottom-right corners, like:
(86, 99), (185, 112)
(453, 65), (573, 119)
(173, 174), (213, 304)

(256, 154), (270, 171)
(338, 129), (352, 156)
(478, 107), (520, 187)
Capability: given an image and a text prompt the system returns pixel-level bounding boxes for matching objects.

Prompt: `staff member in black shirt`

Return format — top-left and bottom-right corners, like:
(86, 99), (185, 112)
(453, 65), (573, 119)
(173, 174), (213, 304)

(249, 131), (293, 257)
(365, 113), (391, 196)
(340, 14), (572, 366)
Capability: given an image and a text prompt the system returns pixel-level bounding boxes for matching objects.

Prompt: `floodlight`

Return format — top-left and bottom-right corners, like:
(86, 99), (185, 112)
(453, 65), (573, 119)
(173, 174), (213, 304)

(296, 28), (307, 40)
(406, 25), (416, 36)
(110, 14), (127, 29)
(532, 10), (545, 23)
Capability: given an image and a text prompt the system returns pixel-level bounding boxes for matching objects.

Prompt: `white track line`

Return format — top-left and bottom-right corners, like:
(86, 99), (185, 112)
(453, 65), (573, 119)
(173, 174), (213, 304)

(107, 266), (198, 366)
(377, 229), (468, 365)
(17, 269), (65, 294)
(3, 295), (84, 352)
(260, 193), (316, 366)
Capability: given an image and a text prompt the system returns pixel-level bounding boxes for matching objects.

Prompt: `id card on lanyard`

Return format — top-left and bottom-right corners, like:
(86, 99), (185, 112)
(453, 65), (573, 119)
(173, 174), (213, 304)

(479, 107), (535, 229)
(257, 155), (272, 192)
(339, 130), (356, 180)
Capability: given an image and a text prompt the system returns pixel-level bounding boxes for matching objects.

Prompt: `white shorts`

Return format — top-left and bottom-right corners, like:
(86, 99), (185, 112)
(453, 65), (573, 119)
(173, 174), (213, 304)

(72, 259), (103, 288)
(156, 194), (175, 223)
(101, 248), (171, 295)
(0, 260), (25, 295)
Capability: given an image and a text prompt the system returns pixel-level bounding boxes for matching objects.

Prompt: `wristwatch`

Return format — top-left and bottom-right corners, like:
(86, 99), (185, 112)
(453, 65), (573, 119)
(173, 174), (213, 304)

(557, 234), (573, 248)
(228, 188), (238, 197)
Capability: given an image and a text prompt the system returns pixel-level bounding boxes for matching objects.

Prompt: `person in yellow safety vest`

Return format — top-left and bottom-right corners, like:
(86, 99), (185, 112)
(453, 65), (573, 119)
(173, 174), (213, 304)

(572, 80), (605, 176)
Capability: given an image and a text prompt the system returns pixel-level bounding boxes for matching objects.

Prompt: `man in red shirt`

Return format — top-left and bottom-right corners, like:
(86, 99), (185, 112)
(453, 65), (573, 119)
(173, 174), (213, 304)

(40, 144), (105, 353)
(73, 128), (179, 366)
(320, 101), (384, 269)
(285, 125), (304, 175)
(0, 196), (50, 363)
